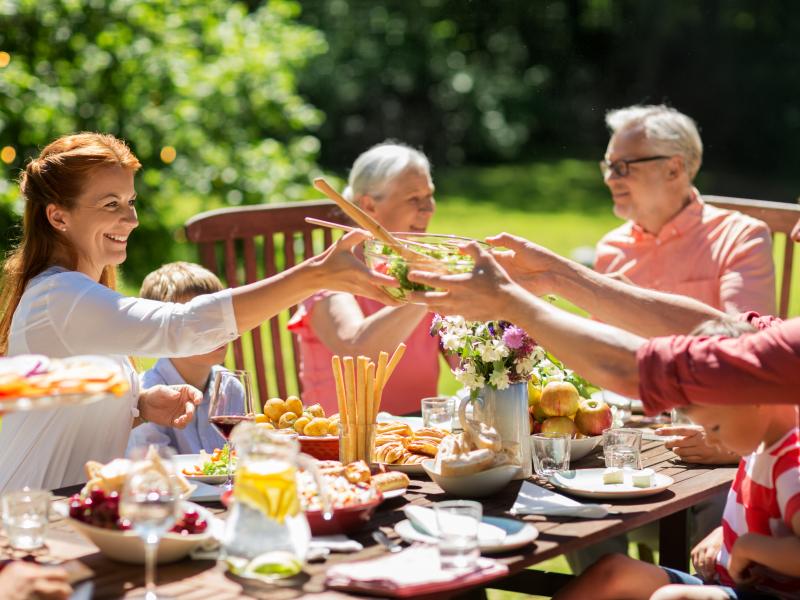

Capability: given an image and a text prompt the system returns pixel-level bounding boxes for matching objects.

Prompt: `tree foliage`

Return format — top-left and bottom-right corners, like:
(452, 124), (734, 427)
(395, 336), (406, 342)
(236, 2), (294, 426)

(0, 0), (326, 281)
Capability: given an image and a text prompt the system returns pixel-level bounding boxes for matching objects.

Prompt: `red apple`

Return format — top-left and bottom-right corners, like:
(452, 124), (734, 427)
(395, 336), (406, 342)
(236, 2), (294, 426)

(540, 381), (580, 418)
(540, 416), (578, 437)
(574, 398), (613, 436)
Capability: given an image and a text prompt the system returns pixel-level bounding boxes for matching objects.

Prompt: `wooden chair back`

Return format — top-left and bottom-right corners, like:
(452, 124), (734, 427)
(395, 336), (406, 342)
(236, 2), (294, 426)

(184, 200), (344, 405)
(704, 195), (800, 318)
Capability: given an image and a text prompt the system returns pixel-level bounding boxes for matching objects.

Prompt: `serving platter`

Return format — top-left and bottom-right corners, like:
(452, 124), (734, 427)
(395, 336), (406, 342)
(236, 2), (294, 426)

(173, 454), (229, 485)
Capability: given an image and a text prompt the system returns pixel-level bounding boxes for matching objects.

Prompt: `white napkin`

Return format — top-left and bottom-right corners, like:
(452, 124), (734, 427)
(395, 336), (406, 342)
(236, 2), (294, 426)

(403, 505), (506, 543)
(310, 535), (364, 553)
(510, 481), (609, 519)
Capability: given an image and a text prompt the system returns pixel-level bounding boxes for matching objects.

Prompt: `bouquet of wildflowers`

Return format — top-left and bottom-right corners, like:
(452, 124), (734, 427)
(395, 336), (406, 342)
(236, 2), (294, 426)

(430, 315), (545, 390)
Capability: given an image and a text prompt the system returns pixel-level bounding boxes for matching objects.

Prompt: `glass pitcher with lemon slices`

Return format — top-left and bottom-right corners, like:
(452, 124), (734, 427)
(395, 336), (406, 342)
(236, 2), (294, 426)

(222, 423), (331, 580)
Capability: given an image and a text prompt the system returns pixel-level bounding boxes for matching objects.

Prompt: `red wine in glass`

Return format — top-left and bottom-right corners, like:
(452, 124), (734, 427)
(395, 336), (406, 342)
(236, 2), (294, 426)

(208, 370), (254, 489)
(210, 415), (252, 440)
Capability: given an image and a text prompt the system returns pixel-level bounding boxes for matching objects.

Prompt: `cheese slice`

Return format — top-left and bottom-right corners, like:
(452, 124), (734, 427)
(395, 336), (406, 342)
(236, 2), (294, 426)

(602, 468), (624, 484)
(632, 468), (655, 488)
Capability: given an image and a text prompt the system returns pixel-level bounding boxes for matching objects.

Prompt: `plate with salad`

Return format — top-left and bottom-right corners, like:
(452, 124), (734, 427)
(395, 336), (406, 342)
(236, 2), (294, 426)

(175, 447), (236, 485)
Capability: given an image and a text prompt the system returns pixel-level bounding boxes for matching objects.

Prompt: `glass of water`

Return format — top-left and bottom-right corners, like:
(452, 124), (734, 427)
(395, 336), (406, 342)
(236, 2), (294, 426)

(434, 500), (482, 570)
(421, 396), (455, 431)
(120, 446), (178, 600)
(1, 488), (51, 551)
(531, 433), (571, 477)
(603, 428), (643, 470)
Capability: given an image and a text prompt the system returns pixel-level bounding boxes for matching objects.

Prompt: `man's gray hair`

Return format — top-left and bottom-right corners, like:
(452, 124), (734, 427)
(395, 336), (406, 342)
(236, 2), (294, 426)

(605, 105), (703, 180)
(343, 141), (431, 202)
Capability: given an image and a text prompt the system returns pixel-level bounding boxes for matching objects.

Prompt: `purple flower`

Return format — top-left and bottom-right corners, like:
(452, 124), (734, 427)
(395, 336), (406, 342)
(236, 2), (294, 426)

(502, 325), (526, 349)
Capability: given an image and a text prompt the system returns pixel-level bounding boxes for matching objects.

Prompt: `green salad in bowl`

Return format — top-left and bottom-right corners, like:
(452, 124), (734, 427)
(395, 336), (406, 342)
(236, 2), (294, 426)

(363, 233), (487, 301)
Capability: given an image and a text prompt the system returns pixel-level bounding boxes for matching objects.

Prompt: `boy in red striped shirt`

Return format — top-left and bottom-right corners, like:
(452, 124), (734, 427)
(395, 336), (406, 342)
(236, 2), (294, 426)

(555, 367), (800, 599)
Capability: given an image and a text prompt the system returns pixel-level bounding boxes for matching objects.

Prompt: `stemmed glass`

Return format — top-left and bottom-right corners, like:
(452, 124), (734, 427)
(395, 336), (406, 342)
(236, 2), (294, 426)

(208, 369), (254, 489)
(120, 446), (178, 600)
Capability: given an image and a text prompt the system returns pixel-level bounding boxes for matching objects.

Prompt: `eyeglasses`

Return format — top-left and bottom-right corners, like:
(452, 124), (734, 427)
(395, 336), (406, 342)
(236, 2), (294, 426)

(599, 155), (671, 178)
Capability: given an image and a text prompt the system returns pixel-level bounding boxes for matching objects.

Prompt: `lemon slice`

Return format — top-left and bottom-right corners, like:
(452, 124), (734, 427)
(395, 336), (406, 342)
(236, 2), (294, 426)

(233, 552), (303, 580)
(234, 462), (300, 524)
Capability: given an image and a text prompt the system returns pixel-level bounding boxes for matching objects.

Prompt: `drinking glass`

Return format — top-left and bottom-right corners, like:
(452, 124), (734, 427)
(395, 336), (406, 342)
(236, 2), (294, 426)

(1, 488), (51, 551)
(434, 500), (482, 570)
(120, 447), (178, 600)
(421, 396), (455, 430)
(603, 428), (643, 469)
(208, 369), (254, 489)
(531, 433), (571, 477)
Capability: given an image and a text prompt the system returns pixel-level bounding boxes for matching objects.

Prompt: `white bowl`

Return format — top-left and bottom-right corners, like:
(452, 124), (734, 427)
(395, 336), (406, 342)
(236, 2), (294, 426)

(568, 435), (602, 461)
(59, 502), (216, 564)
(421, 459), (520, 498)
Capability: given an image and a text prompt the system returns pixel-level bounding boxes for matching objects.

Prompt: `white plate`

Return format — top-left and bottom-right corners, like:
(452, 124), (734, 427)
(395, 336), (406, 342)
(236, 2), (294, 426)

(549, 468), (673, 499)
(381, 488), (407, 501)
(394, 516), (538, 554)
(378, 462), (425, 475)
(173, 453), (229, 485)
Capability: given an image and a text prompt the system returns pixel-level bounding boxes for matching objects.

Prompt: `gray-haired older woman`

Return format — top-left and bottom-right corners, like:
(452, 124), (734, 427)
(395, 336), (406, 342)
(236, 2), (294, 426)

(289, 141), (444, 415)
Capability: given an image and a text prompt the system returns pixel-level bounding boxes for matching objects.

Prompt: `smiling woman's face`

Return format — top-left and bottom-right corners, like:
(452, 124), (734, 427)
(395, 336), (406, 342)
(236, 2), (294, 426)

(55, 165), (139, 280)
(359, 167), (435, 234)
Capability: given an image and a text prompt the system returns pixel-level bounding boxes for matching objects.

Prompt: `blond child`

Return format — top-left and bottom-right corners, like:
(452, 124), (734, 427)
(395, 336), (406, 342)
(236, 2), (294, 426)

(555, 319), (800, 600)
(126, 262), (236, 455)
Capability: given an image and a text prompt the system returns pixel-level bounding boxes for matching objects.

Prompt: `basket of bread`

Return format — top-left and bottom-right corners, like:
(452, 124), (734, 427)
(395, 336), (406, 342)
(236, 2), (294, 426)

(421, 414), (520, 498)
(255, 395), (340, 460)
(59, 449), (216, 564)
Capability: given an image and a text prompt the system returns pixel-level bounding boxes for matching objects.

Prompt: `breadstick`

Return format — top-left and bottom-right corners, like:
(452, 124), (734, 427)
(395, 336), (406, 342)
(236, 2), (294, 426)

(366, 361), (376, 460)
(356, 356), (369, 460)
(382, 343), (407, 391)
(373, 351), (388, 418)
(332, 355), (347, 425)
(343, 356), (356, 463)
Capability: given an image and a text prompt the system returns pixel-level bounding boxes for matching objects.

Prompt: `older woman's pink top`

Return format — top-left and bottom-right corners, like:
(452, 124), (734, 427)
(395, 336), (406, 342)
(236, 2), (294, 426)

(595, 194), (775, 315)
(288, 292), (440, 416)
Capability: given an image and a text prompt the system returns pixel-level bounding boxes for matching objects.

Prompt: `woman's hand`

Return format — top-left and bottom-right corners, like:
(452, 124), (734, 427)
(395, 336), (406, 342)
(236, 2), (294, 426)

(485, 233), (565, 296)
(310, 230), (400, 305)
(138, 384), (202, 428)
(0, 562), (72, 600)
(657, 425), (739, 464)
(406, 241), (524, 321)
(691, 526), (723, 582)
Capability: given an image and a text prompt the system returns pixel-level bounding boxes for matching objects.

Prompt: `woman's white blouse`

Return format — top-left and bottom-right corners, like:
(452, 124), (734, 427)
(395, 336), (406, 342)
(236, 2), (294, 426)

(0, 267), (238, 493)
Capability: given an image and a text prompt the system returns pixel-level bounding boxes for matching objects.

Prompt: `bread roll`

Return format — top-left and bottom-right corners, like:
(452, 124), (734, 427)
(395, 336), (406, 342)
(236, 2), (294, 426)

(376, 442), (405, 464)
(372, 471), (409, 492)
(405, 439), (438, 457)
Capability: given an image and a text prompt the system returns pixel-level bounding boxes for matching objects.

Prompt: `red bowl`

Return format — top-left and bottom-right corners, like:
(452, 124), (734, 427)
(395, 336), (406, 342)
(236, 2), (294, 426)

(305, 493), (383, 536)
(299, 435), (340, 461)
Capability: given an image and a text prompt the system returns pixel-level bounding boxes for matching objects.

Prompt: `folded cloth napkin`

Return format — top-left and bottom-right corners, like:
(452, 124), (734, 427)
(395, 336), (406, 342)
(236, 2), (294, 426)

(510, 481), (609, 519)
(325, 544), (508, 597)
(403, 505), (507, 544)
(310, 535), (364, 553)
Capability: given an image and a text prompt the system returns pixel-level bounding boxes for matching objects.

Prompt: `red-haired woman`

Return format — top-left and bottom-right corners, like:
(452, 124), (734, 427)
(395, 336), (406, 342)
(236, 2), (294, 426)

(0, 132), (395, 492)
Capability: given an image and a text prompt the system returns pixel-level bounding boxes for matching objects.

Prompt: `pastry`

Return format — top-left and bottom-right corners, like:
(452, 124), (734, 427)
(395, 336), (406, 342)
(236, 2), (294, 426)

(372, 471), (410, 492)
(440, 448), (495, 477)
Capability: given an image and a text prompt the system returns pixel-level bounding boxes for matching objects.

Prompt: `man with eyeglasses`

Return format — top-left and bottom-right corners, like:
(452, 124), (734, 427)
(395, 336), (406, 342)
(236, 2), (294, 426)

(569, 105), (778, 574)
(595, 104), (774, 316)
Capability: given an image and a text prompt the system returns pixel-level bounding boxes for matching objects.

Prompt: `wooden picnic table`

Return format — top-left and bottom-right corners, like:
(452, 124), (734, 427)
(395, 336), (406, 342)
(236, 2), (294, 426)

(6, 438), (737, 599)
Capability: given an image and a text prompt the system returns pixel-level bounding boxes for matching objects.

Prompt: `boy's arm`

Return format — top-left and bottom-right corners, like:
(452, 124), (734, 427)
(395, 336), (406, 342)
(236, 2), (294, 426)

(727, 512), (800, 582)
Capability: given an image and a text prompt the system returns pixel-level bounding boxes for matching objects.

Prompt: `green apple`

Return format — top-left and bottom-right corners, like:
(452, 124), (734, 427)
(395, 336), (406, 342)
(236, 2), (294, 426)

(540, 416), (578, 437)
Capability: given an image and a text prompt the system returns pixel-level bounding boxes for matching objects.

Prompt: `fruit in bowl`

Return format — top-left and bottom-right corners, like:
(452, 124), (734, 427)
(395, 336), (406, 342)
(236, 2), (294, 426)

(61, 492), (214, 564)
(574, 398), (613, 436)
(363, 234), (487, 301)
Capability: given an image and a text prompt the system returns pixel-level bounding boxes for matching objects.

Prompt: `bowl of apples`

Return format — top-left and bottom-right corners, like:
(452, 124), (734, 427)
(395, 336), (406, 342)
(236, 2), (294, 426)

(61, 489), (216, 564)
(529, 381), (612, 462)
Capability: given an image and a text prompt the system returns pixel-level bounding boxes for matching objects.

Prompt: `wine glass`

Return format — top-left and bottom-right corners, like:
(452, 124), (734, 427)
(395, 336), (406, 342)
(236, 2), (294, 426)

(208, 369), (254, 489)
(120, 446), (178, 600)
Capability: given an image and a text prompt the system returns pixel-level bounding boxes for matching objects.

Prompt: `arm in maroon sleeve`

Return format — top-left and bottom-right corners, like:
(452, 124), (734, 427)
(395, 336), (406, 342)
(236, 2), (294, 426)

(637, 316), (800, 415)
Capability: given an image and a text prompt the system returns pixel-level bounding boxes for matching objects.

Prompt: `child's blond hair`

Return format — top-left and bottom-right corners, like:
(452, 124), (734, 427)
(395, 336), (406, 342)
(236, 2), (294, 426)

(689, 318), (756, 338)
(140, 262), (223, 302)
